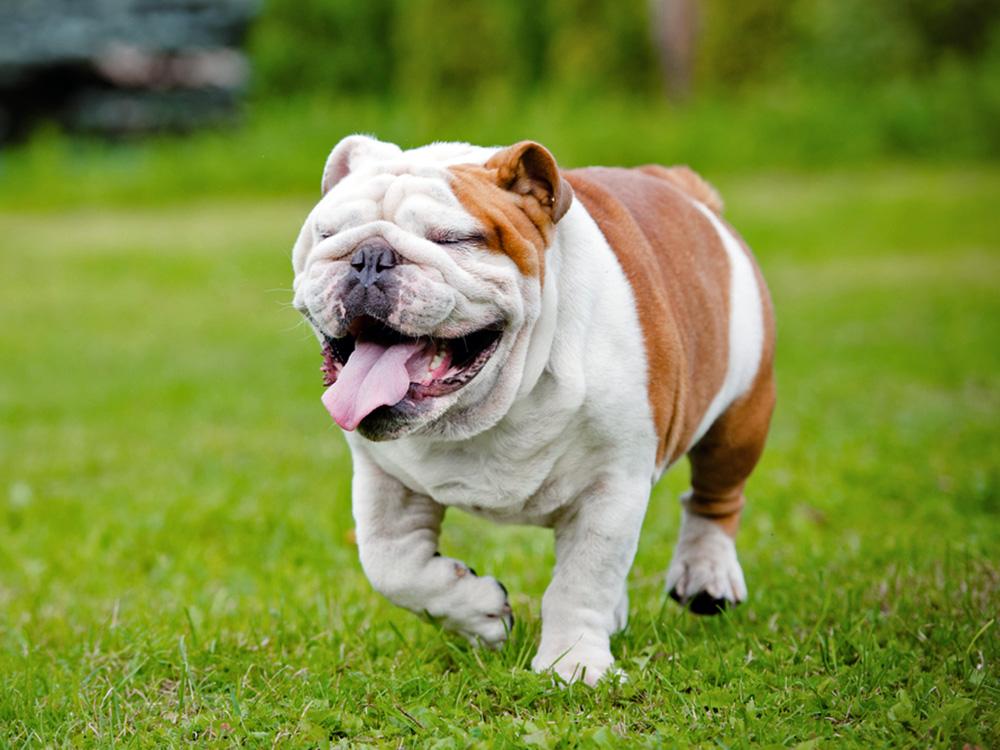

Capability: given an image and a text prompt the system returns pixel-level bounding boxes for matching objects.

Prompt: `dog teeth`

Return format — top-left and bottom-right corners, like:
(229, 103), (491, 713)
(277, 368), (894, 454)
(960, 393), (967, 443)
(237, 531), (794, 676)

(429, 349), (446, 372)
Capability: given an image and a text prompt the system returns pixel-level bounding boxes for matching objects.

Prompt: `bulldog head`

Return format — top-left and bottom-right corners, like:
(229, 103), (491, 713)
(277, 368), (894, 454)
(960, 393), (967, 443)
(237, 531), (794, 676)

(291, 136), (573, 441)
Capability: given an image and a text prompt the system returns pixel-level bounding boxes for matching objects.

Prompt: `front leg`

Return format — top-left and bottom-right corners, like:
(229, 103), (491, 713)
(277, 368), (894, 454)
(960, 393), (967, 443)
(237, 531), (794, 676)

(532, 477), (650, 685)
(352, 451), (513, 647)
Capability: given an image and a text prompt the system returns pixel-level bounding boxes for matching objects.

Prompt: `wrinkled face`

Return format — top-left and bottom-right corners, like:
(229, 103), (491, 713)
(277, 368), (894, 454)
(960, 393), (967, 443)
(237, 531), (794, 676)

(291, 136), (571, 441)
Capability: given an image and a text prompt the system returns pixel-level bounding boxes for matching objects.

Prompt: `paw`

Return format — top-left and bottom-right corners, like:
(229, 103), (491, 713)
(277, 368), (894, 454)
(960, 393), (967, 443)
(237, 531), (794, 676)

(433, 569), (513, 649)
(531, 635), (620, 686)
(665, 512), (747, 615)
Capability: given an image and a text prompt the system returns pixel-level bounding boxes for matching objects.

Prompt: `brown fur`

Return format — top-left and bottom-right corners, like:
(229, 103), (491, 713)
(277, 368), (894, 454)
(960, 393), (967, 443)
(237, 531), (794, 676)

(639, 165), (724, 215)
(567, 166), (774, 535)
(450, 150), (774, 535)
(448, 142), (572, 280)
(565, 167), (732, 466)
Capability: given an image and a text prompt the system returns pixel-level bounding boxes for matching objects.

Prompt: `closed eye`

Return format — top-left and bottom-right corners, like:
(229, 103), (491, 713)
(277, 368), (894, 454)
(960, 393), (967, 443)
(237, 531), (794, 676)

(427, 230), (486, 246)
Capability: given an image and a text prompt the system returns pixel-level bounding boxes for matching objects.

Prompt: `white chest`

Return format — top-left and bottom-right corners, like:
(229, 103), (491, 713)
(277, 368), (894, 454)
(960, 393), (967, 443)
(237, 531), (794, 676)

(363, 377), (606, 524)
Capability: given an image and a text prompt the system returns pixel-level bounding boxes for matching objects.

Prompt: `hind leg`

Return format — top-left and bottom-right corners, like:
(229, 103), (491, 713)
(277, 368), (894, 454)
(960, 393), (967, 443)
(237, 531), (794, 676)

(666, 368), (775, 614)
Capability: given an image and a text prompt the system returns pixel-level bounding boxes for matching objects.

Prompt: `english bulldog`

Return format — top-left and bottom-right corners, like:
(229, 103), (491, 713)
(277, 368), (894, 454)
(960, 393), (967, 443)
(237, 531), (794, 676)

(290, 136), (775, 685)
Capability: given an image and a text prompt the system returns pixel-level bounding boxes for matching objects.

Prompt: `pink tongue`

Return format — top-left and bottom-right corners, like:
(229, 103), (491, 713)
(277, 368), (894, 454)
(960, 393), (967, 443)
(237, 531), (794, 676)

(322, 339), (428, 430)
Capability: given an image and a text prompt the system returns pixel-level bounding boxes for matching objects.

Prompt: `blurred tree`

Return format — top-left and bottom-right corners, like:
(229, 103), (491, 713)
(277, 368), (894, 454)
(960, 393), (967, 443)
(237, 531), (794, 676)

(247, 0), (1000, 102)
(903, 0), (1000, 60)
(651, 0), (699, 102)
(391, 0), (526, 100)
(248, 0), (394, 97)
(545, 0), (658, 97)
(696, 0), (797, 90)
(791, 0), (922, 84)
(697, 0), (1000, 90)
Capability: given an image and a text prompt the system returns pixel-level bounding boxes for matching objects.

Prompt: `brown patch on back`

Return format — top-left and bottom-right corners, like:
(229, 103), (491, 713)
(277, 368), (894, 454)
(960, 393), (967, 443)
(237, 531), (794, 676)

(639, 165), (724, 215)
(565, 167), (734, 465)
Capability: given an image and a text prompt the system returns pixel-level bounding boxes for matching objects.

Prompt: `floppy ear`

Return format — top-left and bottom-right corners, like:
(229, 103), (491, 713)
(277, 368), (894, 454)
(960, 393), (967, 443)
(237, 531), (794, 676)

(487, 141), (573, 223)
(321, 135), (402, 195)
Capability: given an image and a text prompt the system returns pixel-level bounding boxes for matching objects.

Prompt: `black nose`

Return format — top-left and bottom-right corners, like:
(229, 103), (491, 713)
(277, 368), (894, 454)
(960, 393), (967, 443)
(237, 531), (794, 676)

(350, 238), (398, 287)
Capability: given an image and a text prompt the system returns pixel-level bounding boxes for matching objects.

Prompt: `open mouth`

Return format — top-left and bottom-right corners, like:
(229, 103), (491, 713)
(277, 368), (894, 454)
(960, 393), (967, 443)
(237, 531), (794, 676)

(320, 316), (503, 430)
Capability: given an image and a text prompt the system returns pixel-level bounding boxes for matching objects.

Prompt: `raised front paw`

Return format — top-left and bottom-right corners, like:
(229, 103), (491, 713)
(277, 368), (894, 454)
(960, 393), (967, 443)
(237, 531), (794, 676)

(665, 513), (747, 615)
(531, 634), (620, 686)
(431, 565), (513, 649)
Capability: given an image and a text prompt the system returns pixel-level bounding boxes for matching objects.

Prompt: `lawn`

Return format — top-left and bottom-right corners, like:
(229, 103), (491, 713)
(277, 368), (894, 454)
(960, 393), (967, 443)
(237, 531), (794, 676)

(1, 165), (997, 747)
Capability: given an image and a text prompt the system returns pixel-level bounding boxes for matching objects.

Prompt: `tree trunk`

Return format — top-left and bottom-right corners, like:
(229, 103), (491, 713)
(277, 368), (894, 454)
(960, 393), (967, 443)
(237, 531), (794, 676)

(651, 0), (699, 103)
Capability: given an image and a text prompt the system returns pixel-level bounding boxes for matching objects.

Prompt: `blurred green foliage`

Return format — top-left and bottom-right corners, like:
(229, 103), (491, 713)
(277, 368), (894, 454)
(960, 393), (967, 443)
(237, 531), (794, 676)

(248, 0), (660, 100)
(699, 0), (1000, 88)
(4, 80), (999, 210)
(242, 0), (1000, 166)
(249, 0), (1000, 99)
(2, 0), (999, 208)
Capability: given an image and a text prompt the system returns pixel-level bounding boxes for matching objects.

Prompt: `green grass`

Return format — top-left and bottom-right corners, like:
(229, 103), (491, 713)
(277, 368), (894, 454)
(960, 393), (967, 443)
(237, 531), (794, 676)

(3, 80), (998, 212)
(1, 165), (998, 747)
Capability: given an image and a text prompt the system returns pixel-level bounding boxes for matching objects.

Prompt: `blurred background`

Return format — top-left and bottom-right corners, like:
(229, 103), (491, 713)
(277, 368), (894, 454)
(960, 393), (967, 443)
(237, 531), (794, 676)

(1, 0), (999, 203)
(1, 2), (999, 743)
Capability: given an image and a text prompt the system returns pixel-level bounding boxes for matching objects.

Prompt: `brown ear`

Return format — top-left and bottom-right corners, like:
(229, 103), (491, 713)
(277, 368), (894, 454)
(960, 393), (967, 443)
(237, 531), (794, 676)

(487, 141), (573, 223)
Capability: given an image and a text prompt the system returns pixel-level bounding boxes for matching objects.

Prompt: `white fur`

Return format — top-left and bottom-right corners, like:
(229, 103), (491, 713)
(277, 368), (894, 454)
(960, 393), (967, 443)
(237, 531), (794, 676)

(665, 496), (748, 605)
(292, 136), (761, 686)
(687, 201), (765, 450)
